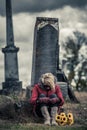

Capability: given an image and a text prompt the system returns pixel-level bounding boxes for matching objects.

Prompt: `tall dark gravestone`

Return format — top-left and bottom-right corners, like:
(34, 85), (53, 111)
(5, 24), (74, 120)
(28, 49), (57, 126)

(31, 17), (59, 85)
(2, 0), (22, 94)
(30, 17), (79, 103)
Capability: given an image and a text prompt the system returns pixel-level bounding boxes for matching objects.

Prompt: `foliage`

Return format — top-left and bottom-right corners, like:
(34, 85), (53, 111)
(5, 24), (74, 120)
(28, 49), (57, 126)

(62, 31), (87, 90)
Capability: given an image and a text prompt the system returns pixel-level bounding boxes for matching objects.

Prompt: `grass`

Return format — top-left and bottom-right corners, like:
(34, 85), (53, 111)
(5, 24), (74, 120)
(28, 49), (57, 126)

(0, 91), (87, 130)
(0, 123), (87, 130)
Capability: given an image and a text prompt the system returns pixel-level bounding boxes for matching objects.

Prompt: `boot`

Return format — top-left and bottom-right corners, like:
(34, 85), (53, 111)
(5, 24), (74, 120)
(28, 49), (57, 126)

(51, 106), (58, 126)
(41, 106), (51, 125)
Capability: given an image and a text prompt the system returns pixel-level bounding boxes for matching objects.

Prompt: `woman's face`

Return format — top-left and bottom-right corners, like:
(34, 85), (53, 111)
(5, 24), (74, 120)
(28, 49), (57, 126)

(44, 85), (51, 90)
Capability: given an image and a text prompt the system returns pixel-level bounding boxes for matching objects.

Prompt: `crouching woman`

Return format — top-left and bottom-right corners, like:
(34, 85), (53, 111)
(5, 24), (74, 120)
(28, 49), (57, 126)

(30, 73), (64, 126)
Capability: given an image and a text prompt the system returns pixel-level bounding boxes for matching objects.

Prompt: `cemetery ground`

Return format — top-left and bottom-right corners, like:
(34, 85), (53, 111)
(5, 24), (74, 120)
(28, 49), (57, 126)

(0, 91), (87, 130)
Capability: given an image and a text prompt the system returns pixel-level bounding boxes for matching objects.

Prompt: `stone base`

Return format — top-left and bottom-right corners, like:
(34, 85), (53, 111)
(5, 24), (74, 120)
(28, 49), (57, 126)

(2, 81), (22, 95)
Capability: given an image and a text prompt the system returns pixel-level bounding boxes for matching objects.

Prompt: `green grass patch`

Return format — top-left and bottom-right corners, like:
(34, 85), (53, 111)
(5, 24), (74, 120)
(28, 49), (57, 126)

(0, 124), (87, 130)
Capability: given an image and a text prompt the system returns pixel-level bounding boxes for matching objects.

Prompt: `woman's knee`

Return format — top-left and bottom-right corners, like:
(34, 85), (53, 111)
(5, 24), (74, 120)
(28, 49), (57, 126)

(49, 94), (57, 99)
(39, 94), (46, 98)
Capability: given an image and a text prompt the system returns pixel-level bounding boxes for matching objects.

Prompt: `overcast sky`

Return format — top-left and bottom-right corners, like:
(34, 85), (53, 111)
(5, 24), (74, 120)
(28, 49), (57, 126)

(0, 0), (87, 15)
(0, 0), (87, 88)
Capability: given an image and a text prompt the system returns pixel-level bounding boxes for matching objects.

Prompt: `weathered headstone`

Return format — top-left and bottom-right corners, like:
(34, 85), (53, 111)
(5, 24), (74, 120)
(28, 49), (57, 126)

(2, 0), (22, 94)
(31, 17), (59, 85)
(30, 17), (79, 103)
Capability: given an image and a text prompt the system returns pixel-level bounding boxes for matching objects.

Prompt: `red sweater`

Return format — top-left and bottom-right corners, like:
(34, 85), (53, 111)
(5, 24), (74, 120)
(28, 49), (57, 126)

(30, 84), (64, 106)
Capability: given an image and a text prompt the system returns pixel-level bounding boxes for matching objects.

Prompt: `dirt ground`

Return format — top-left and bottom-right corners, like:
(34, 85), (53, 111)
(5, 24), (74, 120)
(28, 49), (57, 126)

(0, 91), (87, 127)
(63, 91), (87, 126)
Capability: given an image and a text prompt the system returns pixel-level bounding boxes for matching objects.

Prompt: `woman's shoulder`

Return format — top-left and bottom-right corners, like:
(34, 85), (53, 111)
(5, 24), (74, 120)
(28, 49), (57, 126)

(55, 84), (61, 90)
(34, 83), (40, 88)
(55, 84), (60, 88)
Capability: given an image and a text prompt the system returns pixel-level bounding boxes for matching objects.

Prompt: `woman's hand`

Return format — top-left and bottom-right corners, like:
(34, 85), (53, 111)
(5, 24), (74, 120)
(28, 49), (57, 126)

(38, 97), (50, 103)
(49, 97), (60, 104)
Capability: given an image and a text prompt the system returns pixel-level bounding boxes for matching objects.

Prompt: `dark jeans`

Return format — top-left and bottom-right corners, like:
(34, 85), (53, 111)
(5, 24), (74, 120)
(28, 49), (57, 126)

(35, 93), (59, 117)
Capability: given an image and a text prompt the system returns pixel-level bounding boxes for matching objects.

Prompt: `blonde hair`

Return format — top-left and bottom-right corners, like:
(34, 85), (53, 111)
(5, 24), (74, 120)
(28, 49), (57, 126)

(39, 73), (56, 90)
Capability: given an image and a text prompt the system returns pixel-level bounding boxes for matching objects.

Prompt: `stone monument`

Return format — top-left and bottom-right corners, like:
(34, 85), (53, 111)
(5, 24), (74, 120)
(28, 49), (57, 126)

(31, 17), (59, 85)
(30, 17), (79, 103)
(2, 0), (22, 94)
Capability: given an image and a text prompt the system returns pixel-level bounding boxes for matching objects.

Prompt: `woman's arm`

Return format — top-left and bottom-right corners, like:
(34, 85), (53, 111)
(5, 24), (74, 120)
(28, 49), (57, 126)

(56, 85), (64, 106)
(30, 85), (39, 104)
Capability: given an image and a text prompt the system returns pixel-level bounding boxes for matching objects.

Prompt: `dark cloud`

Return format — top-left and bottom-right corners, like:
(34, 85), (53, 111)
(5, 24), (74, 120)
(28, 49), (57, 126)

(0, 0), (87, 16)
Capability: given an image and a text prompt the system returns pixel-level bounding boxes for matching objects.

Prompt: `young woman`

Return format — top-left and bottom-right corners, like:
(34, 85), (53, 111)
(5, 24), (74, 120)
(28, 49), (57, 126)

(30, 73), (64, 126)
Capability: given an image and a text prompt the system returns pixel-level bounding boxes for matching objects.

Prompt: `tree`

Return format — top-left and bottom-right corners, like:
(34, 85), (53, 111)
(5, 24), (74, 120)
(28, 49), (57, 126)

(62, 31), (87, 90)
(75, 60), (87, 91)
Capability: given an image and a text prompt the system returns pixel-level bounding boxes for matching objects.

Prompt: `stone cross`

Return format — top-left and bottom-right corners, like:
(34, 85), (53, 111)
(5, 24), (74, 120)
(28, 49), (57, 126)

(31, 17), (59, 85)
(2, 0), (22, 94)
